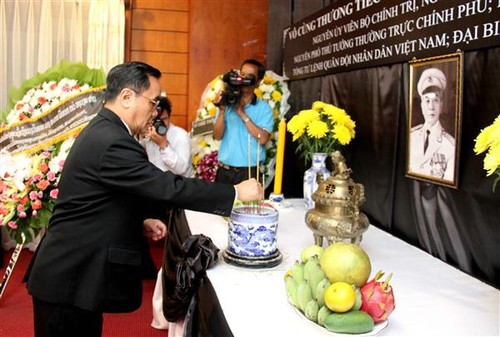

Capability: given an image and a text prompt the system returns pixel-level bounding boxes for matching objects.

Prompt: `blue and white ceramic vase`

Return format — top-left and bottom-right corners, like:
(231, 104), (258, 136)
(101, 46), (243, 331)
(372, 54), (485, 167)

(303, 152), (330, 209)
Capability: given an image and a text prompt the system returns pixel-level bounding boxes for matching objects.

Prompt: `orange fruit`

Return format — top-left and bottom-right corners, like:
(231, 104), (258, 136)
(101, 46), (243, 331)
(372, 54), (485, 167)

(324, 281), (356, 313)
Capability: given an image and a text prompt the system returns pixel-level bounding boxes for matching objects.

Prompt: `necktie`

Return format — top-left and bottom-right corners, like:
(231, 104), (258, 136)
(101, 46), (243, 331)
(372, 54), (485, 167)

(423, 130), (430, 154)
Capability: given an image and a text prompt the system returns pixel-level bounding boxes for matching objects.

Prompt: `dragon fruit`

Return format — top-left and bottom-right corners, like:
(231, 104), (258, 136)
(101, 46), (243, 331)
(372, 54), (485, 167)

(360, 270), (395, 323)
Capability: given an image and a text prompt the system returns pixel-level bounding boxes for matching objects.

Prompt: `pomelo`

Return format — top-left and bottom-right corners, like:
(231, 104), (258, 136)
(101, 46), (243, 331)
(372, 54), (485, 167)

(319, 242), (371, 287)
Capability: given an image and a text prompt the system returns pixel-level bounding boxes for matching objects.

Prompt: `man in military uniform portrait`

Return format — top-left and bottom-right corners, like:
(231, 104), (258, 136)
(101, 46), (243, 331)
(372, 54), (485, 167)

(409, 67), (455, 183)
(408, 63), (470, 276)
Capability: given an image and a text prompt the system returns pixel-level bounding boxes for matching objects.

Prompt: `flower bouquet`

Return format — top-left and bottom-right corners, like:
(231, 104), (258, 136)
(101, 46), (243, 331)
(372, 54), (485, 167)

(191, 71), (290, 185)
(1, 61), (105, 244)
(287, 101), (356, 208)
(287, 101), (356, 163)
(474, 114), (500, 192)
(1, 138), (75, 243)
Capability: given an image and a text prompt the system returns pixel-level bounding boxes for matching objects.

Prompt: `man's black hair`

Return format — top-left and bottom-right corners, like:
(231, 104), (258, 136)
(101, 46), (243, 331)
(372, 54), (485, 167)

(240, 59), (266, 81)
(104, 61), (161, 102)
(157, 96), (172, 117)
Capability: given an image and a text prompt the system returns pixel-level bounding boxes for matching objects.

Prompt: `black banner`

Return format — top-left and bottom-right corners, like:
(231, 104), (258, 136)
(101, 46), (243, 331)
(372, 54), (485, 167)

(283, 0), (500, 80)
(0, 88), (105, 154)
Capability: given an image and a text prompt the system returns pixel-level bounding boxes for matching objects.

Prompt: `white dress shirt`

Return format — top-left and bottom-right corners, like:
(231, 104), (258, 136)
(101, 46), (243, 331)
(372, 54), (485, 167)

(141, 123), (194, 178)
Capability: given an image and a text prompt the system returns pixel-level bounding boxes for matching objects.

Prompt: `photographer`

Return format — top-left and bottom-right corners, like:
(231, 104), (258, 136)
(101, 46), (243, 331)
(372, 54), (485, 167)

(213, 59), (274, 184)
(141, 96), (194, 177)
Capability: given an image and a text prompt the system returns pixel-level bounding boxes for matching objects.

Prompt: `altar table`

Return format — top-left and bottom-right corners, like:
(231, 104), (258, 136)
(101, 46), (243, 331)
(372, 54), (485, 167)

(186, 199), (499, 336)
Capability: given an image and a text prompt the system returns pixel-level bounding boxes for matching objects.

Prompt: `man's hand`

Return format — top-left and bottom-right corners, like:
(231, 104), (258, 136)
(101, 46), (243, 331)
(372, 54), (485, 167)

(146, 126), (168, 148)
(235, 178), (264, 201)
(143, 218), (167, 241)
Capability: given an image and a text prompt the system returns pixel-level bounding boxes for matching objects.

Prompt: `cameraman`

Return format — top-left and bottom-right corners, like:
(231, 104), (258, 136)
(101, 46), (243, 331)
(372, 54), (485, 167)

(141, 96), (194, 178)
(213, 59), (274, 184)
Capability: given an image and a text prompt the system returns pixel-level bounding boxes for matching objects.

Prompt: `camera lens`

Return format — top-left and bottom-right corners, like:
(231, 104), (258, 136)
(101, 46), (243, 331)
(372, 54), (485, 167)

(153, 118), (167, 135)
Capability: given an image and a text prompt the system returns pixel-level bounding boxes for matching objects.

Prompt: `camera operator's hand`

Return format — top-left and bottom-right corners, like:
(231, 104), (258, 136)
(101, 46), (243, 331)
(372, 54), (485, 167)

(146, 125), (168, 149)
(235, 105), (250, 122)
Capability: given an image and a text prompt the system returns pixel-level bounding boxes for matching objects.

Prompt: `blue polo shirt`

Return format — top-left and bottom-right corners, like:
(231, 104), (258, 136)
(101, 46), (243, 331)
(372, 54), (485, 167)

(216, 99), (274, 167)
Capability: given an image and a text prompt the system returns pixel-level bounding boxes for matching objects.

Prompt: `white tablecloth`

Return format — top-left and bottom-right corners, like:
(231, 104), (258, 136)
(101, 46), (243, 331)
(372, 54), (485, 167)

(186, 199), (499, 336)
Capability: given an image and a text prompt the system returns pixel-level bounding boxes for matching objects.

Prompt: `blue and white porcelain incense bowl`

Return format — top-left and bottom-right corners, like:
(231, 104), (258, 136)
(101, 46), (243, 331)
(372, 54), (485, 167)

(227, 205), (279, 257)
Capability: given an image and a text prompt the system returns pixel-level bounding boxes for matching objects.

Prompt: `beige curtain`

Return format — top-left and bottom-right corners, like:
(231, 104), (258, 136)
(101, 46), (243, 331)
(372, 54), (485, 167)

(0, 1), (6, 113)
(0, 0), (125, 118)
(87, 0), (125, 73)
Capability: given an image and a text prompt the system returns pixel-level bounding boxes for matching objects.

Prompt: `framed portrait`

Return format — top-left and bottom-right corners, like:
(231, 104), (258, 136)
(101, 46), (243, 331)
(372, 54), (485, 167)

(406, 52), (463, 188)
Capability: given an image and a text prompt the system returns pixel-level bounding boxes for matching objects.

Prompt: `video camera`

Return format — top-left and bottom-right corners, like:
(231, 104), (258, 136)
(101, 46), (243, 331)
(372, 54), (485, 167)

(219, 69), (256, 107)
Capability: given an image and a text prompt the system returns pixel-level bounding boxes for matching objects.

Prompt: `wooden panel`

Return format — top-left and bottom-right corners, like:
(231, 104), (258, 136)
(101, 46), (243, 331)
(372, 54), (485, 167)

(168, 94), (187, 113)
(127, 0), (269, 130)
(187, 0), (268, 126)
(132, 9), (188, 31)
(131, 30), (188, 53)
(170, 115), (188, 130)
(133, 0), (189, 11)
(130, 51), (188, 73)
(160, 74), (187, 95)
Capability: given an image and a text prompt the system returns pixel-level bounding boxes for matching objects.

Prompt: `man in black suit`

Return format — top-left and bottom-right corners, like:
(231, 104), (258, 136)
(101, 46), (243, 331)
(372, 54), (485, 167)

(25, 61), (263, 337)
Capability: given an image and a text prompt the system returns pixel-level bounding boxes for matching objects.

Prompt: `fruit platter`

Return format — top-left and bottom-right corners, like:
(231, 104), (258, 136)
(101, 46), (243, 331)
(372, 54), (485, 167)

(284, 242), (395, 335)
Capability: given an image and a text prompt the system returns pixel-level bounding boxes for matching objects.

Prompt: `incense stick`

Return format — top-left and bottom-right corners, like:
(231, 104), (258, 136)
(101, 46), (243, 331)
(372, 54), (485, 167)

(256, 134), (260, 183)
(248, 134), (251, 180)
(257, 134), (261, 213)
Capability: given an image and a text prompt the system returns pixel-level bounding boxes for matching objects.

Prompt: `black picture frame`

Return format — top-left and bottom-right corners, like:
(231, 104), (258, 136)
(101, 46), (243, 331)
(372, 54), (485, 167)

(406, 52), (463, 188)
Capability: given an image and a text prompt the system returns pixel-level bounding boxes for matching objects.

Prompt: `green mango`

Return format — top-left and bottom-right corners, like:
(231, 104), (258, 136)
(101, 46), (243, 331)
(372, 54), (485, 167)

(324, 310), (375, 334)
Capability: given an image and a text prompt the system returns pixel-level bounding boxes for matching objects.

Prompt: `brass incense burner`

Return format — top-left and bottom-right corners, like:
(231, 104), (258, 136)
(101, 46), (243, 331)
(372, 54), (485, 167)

(305, 151), (369, 246)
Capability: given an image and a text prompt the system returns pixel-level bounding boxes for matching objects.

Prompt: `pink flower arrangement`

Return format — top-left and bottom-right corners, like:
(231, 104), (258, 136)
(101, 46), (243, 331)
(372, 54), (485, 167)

(0, 138), (74, 243)
(195, 151), (219, 182)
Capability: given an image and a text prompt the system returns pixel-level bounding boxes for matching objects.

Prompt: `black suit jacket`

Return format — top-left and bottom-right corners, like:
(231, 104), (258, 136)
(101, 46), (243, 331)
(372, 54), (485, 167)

(26, 108), (235, 313)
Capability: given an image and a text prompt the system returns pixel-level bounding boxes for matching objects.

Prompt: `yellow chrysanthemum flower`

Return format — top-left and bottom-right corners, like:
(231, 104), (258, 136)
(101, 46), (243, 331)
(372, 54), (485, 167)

(287, 114), (306, 135)
(263, 75), (275, 85)
(200, 140), (207, 147)
(271, 90), (282, 102)
(475, 114), (500, 190)
(307, 120), (329, 139)
(333, 124), (352, 145)
(321, 103), (343, 116)
(484, 144), (500, 176)
(327, 107), (349, 124)
(254, 88), (263, 98)
(193, 155), (200, 165)
(287, 101), (355, 161)
(474, 126), (492, 154)
(292, 128), (305, 141)
(299, 109), (320, 125)
(312, 101), (327, 111)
